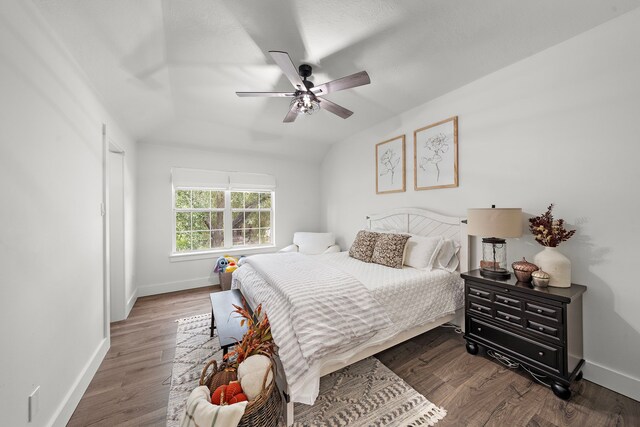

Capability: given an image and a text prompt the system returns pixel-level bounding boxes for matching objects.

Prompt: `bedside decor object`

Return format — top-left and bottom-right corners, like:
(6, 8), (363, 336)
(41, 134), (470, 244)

(512, 258), (539, 283)
(376, 135), (406, 194)
(529, 204), (576, 288)
(532, 270), (551, 288)
(414, 116), (458, 190)
(468, 206), (522, 280)
(462, 270), (586, 400)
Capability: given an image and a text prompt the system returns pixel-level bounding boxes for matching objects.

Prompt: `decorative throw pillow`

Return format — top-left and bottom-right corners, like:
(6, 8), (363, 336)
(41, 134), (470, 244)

(404, 235), (444, 270)
(349, 230), (381, 262)
(432, 239), (461, 272)
(371, 233), (411, 269)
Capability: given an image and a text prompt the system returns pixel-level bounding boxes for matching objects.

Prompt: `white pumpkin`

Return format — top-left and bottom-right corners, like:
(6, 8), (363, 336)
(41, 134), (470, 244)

(238, 355), (273, 401)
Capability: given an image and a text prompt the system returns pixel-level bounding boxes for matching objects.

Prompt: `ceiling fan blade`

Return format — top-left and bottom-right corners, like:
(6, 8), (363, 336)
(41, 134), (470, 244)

(319, 98), (353, 119)
(236, 92), (295, 97)
(283, 104), (299, 123)
(269, 51), (306, 92)
(312, 71), (370, 96)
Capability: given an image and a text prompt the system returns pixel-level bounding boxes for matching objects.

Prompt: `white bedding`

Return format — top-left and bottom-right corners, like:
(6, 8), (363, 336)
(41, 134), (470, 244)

(321, 252), (465, 332)
(232, 251), (464, 405)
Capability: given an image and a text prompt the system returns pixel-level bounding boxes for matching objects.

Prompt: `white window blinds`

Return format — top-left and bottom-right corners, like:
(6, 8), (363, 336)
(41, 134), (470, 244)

(229, 172), (276, 190)
(171, 168), (276, 190)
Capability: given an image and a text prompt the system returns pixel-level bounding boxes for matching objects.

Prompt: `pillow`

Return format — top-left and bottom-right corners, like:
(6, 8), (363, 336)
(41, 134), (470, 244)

(349, 230), (381, 262)
(404, 235), (443, 270)
(371, 233), (411, 269)
(293, 232), (336, 255)
(432, 239), (461, 272)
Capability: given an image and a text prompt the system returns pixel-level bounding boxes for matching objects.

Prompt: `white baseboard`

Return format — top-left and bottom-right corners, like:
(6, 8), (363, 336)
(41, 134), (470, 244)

(125, 288), (138, 318)
(137, 276), (215, 297)
(584, 360), (640, 402)
(49, 337), (110, 427)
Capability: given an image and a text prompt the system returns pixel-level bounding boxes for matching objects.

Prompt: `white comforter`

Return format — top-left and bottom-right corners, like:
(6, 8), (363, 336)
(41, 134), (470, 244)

(244, 253), (390, 375)
(233, 252), (464, 405)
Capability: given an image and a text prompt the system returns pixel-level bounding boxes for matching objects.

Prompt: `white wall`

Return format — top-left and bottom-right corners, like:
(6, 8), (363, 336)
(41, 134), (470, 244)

(135, 143), (322, 296)
(321, 9), (640, 400)
(0, 1), (137, 426)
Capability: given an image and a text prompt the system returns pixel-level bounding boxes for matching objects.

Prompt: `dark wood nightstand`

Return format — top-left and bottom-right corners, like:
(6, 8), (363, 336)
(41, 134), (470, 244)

(462, 269), (586, 400)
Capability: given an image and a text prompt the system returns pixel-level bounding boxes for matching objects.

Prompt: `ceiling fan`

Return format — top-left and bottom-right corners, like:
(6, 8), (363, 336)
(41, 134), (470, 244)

(236, 51), (371, 123)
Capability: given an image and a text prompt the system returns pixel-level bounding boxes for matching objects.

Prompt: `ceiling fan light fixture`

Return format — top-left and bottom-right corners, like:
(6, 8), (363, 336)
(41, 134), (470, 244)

(237, 51), (369, 122)
(290, 94), (320, 115)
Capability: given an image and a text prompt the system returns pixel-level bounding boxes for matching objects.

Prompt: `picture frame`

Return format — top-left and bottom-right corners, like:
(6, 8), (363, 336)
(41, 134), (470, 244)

(413, 116), (458, 190)
(375, 135), (406, 194)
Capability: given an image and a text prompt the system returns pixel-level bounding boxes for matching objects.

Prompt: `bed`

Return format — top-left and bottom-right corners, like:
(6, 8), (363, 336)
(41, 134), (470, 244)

(232, 208), (469, 425)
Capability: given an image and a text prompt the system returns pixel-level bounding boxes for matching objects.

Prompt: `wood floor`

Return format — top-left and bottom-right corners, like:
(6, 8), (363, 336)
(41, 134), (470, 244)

(69, 287), (640, 426)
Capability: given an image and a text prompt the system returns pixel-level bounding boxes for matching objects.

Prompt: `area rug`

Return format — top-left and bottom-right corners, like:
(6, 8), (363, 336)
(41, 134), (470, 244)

(167, 313), (446, 426)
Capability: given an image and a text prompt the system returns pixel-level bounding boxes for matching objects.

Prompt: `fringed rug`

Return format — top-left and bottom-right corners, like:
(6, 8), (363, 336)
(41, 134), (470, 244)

(167, 313), (446, 426)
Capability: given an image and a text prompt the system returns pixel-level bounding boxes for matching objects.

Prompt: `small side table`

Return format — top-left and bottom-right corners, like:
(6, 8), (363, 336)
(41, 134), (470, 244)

(462, 269), (586, 400)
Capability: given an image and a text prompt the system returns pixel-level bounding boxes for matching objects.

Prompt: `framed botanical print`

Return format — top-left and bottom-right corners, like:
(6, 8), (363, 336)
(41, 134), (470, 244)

(414, 116), (458, 190)
(375, 135), (406, 194)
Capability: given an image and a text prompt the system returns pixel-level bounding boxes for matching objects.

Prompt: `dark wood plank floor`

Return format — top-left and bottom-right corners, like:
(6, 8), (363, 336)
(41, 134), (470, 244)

(69, 287), (640, 426)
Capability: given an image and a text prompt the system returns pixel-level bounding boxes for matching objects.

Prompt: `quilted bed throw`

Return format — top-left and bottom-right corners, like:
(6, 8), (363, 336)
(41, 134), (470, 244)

(246, 253), (390, 361)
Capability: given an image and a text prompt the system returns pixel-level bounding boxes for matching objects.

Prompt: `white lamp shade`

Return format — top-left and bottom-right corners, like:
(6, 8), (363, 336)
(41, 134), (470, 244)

(467, 208), (523, 238)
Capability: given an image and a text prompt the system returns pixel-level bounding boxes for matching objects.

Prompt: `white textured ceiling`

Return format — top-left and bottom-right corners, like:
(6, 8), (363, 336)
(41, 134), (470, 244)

(33, 0), (640, 161)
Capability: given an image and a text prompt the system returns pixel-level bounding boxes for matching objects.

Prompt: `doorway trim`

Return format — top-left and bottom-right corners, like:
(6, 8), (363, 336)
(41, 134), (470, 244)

(108, 139), (126, 322)
(102, 124), (110, 338)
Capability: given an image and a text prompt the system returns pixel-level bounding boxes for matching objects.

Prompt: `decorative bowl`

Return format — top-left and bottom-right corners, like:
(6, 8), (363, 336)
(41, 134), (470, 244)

(512, 258), (539, 283)
(531, 270), (550, 288)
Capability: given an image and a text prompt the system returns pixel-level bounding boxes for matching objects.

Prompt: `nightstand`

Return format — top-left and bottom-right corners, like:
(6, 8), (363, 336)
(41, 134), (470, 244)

(462, 269), (586, 400)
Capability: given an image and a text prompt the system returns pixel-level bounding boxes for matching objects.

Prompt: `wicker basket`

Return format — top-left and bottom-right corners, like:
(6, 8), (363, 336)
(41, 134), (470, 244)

(218, 271), (233, 291)
(200, 358), (282, 427)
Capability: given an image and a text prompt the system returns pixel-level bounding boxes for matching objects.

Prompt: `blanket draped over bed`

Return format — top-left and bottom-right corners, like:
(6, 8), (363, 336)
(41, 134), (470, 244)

(243, 253), (390, 384)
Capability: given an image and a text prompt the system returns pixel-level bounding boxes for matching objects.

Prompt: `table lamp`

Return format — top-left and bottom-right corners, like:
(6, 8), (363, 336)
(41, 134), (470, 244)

(467, 205), (522, 280)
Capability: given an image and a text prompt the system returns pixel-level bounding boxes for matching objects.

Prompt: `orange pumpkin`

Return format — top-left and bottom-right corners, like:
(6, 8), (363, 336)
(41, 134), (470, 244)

(211, 384), (227, 405)
(228, 393), (248, 404)
(211, 381), (244, 405)
(226, 381), (242, 397)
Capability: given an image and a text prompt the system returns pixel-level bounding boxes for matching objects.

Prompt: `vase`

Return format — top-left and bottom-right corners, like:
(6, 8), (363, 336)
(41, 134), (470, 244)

(533, 247), (571, 288)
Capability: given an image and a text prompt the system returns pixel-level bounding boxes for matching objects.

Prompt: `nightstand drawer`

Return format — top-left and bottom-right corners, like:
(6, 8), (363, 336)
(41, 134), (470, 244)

(468, 286), (491, 301)
(527, 319), (561, 341)
(469, 301), (492, 317)
(494, 293), (521, 310)
(525, 301), (561, 323)
(469, 318), (561, 372)
(496, 310), (522, 327)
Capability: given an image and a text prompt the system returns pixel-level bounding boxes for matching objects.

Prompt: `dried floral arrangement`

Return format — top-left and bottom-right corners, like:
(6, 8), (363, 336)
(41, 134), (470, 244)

(529, 204), (576, 247)
(224, 303), (275, 367)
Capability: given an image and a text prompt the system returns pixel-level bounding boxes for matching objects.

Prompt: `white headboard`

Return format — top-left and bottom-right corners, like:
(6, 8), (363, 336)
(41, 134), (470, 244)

(367, 207), (469, 272)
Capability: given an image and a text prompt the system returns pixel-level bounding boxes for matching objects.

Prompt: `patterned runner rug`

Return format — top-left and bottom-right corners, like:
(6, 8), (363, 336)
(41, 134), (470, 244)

(167, 313), (446, 426)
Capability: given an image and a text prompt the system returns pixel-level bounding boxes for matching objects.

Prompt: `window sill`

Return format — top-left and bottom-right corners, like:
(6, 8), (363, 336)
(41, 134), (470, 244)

(169, 245), (278, 263)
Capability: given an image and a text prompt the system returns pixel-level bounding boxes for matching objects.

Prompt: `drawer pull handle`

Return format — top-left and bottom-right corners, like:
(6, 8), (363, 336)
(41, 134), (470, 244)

(539, 327), (544, 332)
(538, 351), (544, 357)
(502, 300), (508, 304)
(476, 292), (481, 296)
(505, 316), (510, 320)
(477, 327), (482, 332)
(537, 309), (543, 314)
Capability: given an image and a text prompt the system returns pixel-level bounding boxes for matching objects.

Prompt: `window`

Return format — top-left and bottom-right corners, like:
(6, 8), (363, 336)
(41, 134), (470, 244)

(173, 188), (274, 254)
(231, 191), (272, 246)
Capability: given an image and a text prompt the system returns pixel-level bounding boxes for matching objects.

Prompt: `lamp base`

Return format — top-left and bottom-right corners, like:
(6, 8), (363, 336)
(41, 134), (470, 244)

(480, 268), (511, 280)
